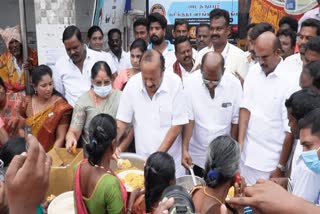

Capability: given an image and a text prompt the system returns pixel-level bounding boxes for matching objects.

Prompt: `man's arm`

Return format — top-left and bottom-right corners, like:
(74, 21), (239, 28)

(271, 132), (294, 178)
(238, 108), (250, 150)
(182, 121), (194, 169)
(158, 125), (183, 152)
(116, 120), (129, 143)
(231, 123), (239, 140)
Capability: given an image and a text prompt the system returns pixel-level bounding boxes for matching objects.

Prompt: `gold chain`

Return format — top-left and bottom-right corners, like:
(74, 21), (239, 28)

(202, 187), (224, 205)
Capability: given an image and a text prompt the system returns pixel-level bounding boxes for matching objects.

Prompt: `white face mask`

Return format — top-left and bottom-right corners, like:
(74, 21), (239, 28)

(93, 84), (112, 97)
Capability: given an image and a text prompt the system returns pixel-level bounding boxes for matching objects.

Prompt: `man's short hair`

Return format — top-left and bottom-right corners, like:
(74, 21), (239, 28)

(62, 25), (82, 43)
(173, 19), (189, 31)
(107, 28), (121, 40)
(134, 17), (148, 29)
(298, 108), (320, 135)
(249, 22), (275, 40)
(276, 28), (297, 48)
(301, 18), (320, 36)
(285, 89), (320, 121)
(306, 36), (320, 54)
(304, 60), (320, 90)
(147, 13), (167, 29)
(278, 16), (298, 32)
(209, 9), (230, 26)
(141, 49), (165, 72)
(246, 23), (257, 33)
(196, 23), (210, 35)
(174, 36), (191, 51)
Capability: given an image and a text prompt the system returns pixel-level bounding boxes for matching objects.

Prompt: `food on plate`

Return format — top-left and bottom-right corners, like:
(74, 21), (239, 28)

(117, 159), (132, 169)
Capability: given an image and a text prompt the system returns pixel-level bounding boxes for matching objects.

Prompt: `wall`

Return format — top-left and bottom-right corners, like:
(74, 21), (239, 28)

(0, 0), (146, 54)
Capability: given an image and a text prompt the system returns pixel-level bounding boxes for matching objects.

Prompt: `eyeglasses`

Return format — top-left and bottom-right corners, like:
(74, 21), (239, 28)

(202, 78), (220, 88)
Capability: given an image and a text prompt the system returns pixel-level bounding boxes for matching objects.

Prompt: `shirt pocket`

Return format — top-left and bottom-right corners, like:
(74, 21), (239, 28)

(216, 102), (233, 125)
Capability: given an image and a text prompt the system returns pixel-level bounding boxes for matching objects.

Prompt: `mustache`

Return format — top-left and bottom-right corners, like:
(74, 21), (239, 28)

(184, 56), (191, 61)
(211, 35), (220, 38)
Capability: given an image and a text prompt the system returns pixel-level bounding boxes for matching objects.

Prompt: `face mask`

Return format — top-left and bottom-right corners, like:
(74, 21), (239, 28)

(93, 84), (112, 97)
(301, 147), (320, 174)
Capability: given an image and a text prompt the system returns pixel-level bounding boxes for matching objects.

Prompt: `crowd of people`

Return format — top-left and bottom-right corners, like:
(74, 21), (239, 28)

(0, 5), (319, 214)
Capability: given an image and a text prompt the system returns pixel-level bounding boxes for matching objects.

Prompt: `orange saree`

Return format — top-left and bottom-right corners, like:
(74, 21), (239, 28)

(0, 48), (37, 92)
(25, 98), (72, 152)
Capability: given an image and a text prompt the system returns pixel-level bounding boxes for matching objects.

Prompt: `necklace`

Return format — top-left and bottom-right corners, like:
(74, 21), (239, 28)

(203, 187), (224, 205)
(94, 164), (112, 174)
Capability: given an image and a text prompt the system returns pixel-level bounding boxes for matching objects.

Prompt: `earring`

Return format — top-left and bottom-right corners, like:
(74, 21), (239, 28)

(34, 90), (37, 95)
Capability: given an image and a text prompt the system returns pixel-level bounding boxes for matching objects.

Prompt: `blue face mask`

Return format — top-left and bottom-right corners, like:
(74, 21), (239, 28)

(301, 147), (320, 174)
(93, 84), (112, 97)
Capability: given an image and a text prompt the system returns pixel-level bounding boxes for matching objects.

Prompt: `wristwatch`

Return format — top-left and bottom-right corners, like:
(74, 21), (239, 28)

(276, 163), (286, 172)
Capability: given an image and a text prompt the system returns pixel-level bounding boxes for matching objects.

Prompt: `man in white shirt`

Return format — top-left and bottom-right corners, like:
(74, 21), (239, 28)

(294, 109), (320, 204)
(53, 25), (116, 106)
(147, 13), (176, 70)
(116, 49), (188, 176)
(172, 19), (197, 58)
(106, 28), (131, 73)
(194, 9), (248, 80)
(167, 36), (196, 81)
(239, 32), (295, 185)
(182, 51), (242, 177)
(284, 18), (320, 88)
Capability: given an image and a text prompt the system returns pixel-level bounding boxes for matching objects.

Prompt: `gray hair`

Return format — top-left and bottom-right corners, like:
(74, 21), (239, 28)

(204, 135), (240, 188)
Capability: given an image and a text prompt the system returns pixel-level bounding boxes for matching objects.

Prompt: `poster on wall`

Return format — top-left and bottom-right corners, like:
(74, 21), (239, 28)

(250, 0), (318, 31)
(92, 0), (126, 48)
(147, 0), (239, 42)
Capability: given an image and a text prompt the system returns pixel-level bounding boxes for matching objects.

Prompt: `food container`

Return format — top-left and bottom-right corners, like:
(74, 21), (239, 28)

(110, 152), (146, 171)
(176, 175), (205, 192)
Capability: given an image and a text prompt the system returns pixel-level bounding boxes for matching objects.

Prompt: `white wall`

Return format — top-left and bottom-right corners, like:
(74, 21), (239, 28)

(131, 0), (146, 11)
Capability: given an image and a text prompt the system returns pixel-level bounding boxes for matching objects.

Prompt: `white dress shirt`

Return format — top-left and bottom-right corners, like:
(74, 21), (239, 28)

(105, 49), (131, 73)
(194, 42), (249, 79)
(53, 47), (116, 106)
(116, 71), (188, 176)
(284, 53), (303, 91)
(166, 61), (197, 82)
(148, 40), (177, 70)
(289, 156), (320, 204)
(184, 71), (242, 168)
(241, 60), (296, 172)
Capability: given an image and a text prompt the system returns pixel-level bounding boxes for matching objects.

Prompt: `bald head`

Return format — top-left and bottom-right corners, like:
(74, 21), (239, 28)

(201, 51), (225, 72)
(201, 52), (224, 89)
(141, 49), (165, 72)
(256, 31), (281, 52)
(255, 31), (281, 75)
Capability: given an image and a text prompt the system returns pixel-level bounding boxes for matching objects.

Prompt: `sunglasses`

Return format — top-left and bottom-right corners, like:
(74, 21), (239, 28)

(202, 78), (220, 88)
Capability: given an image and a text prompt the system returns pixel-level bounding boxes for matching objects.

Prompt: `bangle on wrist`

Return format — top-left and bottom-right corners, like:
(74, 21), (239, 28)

(276, 163), (286, 172)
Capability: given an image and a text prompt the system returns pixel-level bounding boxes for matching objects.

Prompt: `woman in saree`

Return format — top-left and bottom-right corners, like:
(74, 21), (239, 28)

(0, 77), (24, 138)
(0, 25), (37, 92)
(66, 61), (132, 153)
(20, 65), (72, 152)
(113, 38), (147, 90)
(191, 135), (242, 214)
(128, 152), (176, 214)
(74, 113), (129, 214)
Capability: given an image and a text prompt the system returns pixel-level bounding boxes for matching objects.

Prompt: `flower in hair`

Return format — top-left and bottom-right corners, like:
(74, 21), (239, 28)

(207, 169), (220, 180)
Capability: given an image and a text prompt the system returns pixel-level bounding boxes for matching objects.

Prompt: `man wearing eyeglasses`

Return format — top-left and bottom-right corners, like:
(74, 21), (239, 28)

(182, 51), (242, 177)
(239, 32), (296, 185)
